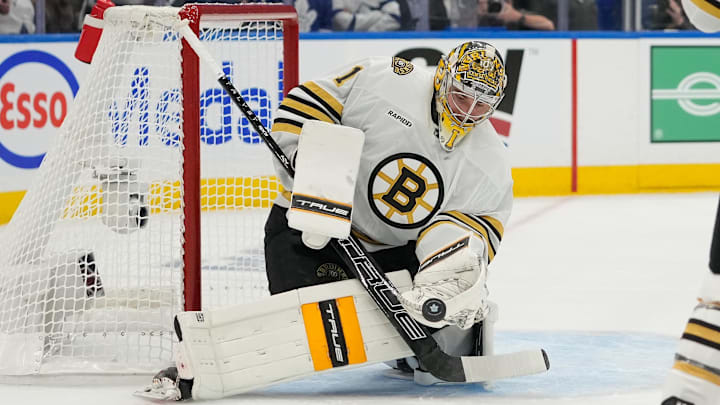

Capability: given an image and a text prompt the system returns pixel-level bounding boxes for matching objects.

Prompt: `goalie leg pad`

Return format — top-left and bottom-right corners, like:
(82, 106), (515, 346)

(174, 270), (414, 400)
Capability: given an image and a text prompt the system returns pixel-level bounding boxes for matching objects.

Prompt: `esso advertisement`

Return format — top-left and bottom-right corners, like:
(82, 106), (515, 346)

(0, 49), (78, 168)
(0, 40), (283, 191)
(0, 43), (87, 191)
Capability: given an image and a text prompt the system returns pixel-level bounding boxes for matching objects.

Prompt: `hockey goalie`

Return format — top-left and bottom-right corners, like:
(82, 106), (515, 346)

(139, 40), (548, 400)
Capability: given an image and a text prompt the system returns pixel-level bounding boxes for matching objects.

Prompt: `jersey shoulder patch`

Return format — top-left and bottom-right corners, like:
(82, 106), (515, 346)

(391, 57), (414, 76)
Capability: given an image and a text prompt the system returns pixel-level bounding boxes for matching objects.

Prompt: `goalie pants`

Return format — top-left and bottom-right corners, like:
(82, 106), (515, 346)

(264, 204), (420, 295)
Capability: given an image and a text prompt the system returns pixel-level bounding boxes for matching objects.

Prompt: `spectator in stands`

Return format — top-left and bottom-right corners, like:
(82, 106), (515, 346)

(429, 0), (450, 30)
(477, 0), (555, 30)
(288, 0), (334, 32)
(46, 0), (85, 32)
(172, 0), (283, 6)
(433, 0), (554, 31)
(522, 0), (599, 30)
(442, 0), (481, 28)
(0, 0), (35, 33)
(649, 0), (693, 30)
(405, 0), (427, 30)
(331, 0), (411, 31)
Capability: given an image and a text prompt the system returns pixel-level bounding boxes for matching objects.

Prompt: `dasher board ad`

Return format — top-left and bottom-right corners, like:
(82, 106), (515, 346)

(650, 46), (720, 143)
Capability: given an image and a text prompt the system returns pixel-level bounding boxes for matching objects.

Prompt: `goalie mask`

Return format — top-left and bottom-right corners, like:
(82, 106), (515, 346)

(433, 41), (507, 151)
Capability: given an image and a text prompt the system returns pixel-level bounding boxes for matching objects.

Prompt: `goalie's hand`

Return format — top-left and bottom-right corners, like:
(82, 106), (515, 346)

(399, 240), (490, 330)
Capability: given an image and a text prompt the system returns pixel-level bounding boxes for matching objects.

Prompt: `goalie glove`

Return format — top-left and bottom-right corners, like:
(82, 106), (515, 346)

(135, 343), (194, 401)
(136, 366), (194, 401)
(399, 236), (490, 330)
(136, 367), (183, 401)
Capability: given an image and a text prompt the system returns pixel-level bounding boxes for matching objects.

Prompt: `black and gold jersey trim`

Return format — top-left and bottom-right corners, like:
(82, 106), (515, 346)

(470, 213), (505, 241)
(284, 93), (338, 124)
(351, 228), (386, 246)
(444, 211), (501, 261)
(673, 354), (720, 386)
(271, 117), (304, 135)
(690, 0), (720, 18)
(278, 104), (333, 124)
(417, 212), (502, 262)
(299, 82), (343, 121)
(443, 212), (497, 260)
(682, 318), (720, 351)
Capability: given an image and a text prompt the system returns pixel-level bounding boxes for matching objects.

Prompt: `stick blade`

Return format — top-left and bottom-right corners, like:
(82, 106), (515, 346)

(461, 349), (549, 383)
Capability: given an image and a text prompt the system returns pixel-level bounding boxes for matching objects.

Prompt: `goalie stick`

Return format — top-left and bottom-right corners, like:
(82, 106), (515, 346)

(174, 15), (548, 384)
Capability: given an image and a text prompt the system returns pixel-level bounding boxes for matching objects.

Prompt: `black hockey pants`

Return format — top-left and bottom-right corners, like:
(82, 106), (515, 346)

(263, 204), (420, 295)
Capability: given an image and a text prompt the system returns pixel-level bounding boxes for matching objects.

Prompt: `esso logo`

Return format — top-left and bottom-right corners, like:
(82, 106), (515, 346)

(0, 50), (79, 169)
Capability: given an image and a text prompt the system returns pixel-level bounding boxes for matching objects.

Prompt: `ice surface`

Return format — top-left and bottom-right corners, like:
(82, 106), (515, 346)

(1, 192), (716, 405)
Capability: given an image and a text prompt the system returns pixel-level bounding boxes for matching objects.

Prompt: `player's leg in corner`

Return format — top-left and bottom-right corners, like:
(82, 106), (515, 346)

(662, 196), (720, 405)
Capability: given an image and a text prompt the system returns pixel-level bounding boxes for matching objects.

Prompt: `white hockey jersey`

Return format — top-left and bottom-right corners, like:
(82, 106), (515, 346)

(270, 57), (513, 265)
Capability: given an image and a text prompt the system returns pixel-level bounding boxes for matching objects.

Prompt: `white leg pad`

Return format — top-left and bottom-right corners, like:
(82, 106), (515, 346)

(175, 270), (414, 399)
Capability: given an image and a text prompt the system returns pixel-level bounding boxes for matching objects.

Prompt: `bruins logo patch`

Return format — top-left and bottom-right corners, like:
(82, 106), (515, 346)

(368, 153), (444, 229)
(316, 263), (348, 281)
(392, 57), (414, 75)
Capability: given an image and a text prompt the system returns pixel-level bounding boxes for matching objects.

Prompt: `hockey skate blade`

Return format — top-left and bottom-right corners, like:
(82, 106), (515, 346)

(461, 348), (549, 383)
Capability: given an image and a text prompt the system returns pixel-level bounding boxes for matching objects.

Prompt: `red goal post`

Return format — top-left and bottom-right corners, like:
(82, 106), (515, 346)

(180, 3), (299, 312)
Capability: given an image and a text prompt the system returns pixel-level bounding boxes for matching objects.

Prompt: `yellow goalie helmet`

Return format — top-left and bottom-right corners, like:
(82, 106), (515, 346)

(433, 41), (507, 151)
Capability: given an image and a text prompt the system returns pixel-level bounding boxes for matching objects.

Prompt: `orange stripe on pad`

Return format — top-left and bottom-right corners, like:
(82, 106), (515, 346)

(301, 302), (333, 371)
(301, 297), (367, 371)
(336, 296), (367, 365)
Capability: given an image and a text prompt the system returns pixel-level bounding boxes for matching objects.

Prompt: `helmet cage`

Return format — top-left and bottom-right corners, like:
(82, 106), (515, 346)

(433, 41), (507, 151)
(442, 75), (502, 126)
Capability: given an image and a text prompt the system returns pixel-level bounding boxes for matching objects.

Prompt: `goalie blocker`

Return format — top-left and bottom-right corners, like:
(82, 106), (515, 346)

(137, 271), (547, 401)
(287, 121), (365, 250)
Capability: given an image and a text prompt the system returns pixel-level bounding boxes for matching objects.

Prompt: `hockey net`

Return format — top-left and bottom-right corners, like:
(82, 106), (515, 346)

(0, 4), (298, 375)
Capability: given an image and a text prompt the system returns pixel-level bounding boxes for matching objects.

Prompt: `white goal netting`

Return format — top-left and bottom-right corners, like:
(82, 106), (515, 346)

(0, 4), (296, 375)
